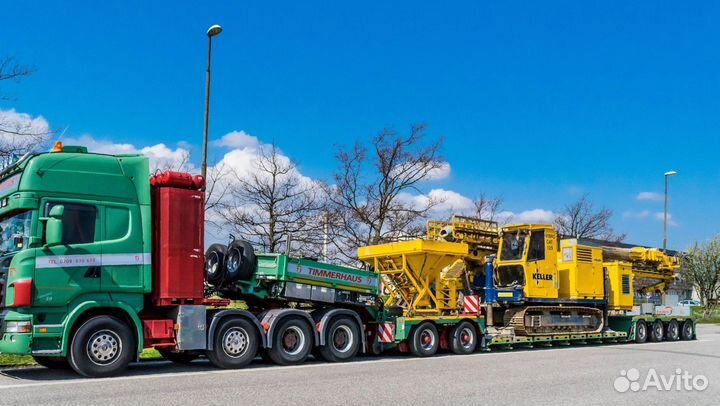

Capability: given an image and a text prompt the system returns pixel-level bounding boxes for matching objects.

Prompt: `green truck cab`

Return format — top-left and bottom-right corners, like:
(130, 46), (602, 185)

(0, 147), (151, 368)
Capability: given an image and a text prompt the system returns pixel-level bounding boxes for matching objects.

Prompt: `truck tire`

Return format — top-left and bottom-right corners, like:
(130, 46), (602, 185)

(665, 320), (680, 341)
(33, 356), (70, 369)
(316, 316), (360, 362)
(159, 350), (200, 364)
(649, 320), (664, 342)
(68, 315), (134, 378)
(225, 240), (256, 282)
(267, 317), (313, 365)
(205, 244), (228, 286)
(207, 318), (259, 369)
(680, 320), (694, 340)
(449, 321), (477, 355)
(634, 320), (648, 343)
(409, 322), (439, 357)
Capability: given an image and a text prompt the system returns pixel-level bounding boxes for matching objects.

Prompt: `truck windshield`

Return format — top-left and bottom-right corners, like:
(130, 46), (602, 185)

(500, 231), (527, 261)
(0, 210), (32, 255)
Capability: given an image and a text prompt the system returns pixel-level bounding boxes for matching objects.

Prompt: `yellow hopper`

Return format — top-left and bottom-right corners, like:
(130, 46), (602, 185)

(358, 239), (469, 316)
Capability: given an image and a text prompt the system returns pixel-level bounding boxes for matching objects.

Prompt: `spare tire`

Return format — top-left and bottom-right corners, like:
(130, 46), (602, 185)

(205, 244), (228, 286)
(225, 240), (256, 281)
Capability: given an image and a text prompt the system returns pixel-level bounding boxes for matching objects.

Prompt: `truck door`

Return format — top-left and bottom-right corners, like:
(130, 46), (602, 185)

(34, 200), (103, 306)
(526, 230), (559, 299)
(98, 204), (146, 294)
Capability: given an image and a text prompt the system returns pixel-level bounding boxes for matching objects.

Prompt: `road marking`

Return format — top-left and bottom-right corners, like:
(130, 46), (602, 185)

(0, 339), (711, 389)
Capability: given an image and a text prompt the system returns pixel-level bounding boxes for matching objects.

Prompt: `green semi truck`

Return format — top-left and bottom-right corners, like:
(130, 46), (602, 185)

(0, 144), (695, 378)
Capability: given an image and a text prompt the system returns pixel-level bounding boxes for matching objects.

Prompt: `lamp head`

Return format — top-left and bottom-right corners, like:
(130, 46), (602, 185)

(207, 24), (223, 37)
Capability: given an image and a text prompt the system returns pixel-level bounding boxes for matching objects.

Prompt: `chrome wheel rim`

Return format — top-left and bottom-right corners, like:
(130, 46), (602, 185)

(459, 327), (474, 349)
(419, 329), (436, 351)
(331, 325), (354, 353)
(637, 324), (646, 340)
(87, 329), (121, 366)
(282, 326), (306, 356)
(222, 327), (248, 358)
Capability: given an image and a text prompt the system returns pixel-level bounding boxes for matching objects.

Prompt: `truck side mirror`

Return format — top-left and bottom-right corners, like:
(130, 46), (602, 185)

(43, 205), (65, 247)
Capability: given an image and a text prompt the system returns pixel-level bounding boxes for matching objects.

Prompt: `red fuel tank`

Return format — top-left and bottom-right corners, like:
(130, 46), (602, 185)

(151, 185), (205, 306)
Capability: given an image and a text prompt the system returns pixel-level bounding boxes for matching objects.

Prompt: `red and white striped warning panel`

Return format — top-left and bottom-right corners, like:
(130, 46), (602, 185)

(463, 295), (480, 313)
(378, 323), (395, 343)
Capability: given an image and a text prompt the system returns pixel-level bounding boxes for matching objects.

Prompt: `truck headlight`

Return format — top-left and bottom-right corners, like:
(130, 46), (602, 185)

(4, 321), (32, 333)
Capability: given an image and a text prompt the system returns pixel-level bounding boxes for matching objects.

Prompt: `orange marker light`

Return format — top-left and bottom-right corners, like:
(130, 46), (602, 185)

(52, 141), (63, 152)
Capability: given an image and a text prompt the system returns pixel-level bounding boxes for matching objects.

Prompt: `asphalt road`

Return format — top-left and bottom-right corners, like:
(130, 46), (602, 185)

(1, 324), (718, 406)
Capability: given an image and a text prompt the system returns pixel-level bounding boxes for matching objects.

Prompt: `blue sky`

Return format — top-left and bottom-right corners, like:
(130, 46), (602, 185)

(1, 1), (718, 250)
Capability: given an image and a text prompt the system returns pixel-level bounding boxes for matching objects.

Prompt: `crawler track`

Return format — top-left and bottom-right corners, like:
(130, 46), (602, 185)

(504, 305), (603, 336)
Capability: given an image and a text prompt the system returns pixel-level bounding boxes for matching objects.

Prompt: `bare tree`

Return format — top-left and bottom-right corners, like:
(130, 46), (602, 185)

(0, 56), (52, 157)
(554, 194), (625, 242)
(471, 193), (504, 223)
(0, 56), (34, 99)
(326, 124), (445, 264)
(682, 237), (720, 319)
(150, 149), (192, 173)
(220, 144), (325, 256)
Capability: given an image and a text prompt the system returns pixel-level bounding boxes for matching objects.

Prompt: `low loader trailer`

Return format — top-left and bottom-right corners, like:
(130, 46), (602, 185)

(0, 146), (695, 377)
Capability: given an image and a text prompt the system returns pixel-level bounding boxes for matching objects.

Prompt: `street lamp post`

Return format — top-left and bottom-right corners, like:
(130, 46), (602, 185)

(201, 24), (223, 182)
(663, 170), (677, 252)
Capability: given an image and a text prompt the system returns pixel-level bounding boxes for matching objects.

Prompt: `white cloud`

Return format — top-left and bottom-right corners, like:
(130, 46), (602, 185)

(0, 108), (50, 136)
(403, 188), (474, 213)
(426, 162), (451, 180)
(212, 130), (260, 149)
(499, 209), (558, 224)
(636, 192), (663, 202)
(0, 108), (50, 151)
(623, 210), (650, 219)
(391, 161), (452, 181)
(60, 134), (193, 172)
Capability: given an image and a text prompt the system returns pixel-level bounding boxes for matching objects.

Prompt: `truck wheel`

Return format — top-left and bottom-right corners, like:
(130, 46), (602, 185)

(205, 244), (227, 286)
(33, 356), (70, 369)
(449, 321), (477, 355)
(267, 317), (313, 365)
(225, 240), (256, 282)
(680, 320), (694, 340)
(68, 316), (134, 378)
(665, 320), (680, 341)
(316, 317), (360, 362)
(634, 320), (648, 343)
(159, 350), (200, 364)
(649, 320), (664, 342)
(207, 318), (259, 369)
(409, 322), (439, 357)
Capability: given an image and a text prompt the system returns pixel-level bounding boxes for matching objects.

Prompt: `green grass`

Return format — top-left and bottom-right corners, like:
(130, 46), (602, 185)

(0, 354), (35, 367)
(0, 348), (164, 368)
(691, 306), (720, 324)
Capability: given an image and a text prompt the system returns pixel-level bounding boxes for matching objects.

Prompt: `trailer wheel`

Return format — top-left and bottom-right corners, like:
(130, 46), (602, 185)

(33, 356), (70, 369)
(205, 244), (228, 285)
(207, 318), (259, 369)
(159, 350), (200, 364)
(634, 320), (648, 343)
(665, 320), (680, 341)
(680, 320), (694, 340)
(267, 317), (313, 365)
(409, 322), (439, 357)
(449, 321), (477, 355)
(68, 316), (134, 378)
(316, 316), (360, 362)
(649, 320), (664, 342)
(225, 240), (256, 282)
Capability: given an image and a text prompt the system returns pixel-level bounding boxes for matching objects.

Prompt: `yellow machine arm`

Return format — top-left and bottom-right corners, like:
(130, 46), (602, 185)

(601, 246), (680, 294)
